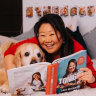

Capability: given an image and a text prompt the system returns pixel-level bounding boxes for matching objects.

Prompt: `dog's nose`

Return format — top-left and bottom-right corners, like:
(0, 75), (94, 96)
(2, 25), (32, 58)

(30, 60), (37, 64)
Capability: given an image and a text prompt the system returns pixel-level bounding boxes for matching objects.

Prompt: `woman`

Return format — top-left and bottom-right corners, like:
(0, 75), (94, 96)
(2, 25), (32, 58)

(30, 72), (44, 91)
(62, 59), (84, 87)
(63, 59), (78, 78)
(4, 14), (96, 88)
(57, 59), (85, 90)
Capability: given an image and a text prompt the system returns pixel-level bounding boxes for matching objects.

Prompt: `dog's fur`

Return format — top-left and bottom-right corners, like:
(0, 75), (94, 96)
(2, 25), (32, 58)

(14, 43), (45, 67)
(0, 41), (45, 93)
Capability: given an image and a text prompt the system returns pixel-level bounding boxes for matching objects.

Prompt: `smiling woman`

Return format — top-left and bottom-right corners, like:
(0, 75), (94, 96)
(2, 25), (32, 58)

(34, 14), (74, 62)
(4, 14), (96, 88)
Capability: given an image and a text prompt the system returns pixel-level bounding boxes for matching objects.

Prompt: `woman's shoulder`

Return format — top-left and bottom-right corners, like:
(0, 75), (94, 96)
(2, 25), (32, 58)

(21, 36), (38, 45)
(72, 39), (85, 53)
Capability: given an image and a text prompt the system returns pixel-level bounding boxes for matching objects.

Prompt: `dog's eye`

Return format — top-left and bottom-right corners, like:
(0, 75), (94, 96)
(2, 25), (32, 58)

(37, 53), (41, 57)
(25, 52), (30, 56)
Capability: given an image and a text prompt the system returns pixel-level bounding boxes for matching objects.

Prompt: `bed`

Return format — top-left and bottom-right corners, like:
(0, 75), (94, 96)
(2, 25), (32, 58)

(0, 26), (96, 96)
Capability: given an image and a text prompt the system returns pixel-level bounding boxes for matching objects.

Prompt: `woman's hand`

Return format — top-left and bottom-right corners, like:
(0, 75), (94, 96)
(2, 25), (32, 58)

(77, 68), (95, 84)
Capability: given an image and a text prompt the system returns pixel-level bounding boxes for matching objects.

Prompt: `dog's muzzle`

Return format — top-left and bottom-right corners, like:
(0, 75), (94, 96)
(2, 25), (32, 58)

(30, 60), (37, 64)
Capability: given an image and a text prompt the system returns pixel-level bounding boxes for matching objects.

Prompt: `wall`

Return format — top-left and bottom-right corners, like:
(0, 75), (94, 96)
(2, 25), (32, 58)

(23, 0), (96, 36)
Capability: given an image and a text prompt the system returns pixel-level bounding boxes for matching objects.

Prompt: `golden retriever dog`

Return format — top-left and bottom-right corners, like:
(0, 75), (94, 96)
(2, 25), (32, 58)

(0, 42), (46, 93)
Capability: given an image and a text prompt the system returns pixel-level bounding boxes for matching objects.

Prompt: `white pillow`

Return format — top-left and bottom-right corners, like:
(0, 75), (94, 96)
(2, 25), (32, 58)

(83, 27), (96, 59)
(0, 35), (17, 61)
(0, 35), (17, 47)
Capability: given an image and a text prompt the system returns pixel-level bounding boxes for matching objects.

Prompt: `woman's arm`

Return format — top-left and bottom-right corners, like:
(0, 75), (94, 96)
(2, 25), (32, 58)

(73, 39), (96, 87)
(4, 37), (38, 56)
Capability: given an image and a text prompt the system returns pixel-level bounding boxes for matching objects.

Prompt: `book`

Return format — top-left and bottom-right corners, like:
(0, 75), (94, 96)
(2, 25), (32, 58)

(7, 62), (53, 95)
(7, 50), (86, 95)
(46, 50), (87, 94)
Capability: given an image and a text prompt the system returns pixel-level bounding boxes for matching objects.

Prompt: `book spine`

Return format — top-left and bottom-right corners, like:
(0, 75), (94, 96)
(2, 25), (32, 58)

(52, 63), (58, 94)
(46, 63), (58, 95)
(46, 65), (52, 94)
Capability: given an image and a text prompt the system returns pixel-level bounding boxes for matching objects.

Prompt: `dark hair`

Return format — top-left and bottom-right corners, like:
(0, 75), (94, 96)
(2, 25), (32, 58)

(63, 59), (78, 78)
(31, 72), (44, 86)
(34, 14), (74, 62)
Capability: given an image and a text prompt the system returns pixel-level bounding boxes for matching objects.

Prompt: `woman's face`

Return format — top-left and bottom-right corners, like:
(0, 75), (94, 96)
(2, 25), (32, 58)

(68, 62), (76, 73)
(38, 23), (63, 54)
(33, 74), (40, 81)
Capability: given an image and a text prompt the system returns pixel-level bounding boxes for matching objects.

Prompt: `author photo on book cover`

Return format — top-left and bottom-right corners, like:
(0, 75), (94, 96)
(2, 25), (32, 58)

(29, 72), (45, 91)
(56, 59), (86, 91)
(4, 13), (96, 89)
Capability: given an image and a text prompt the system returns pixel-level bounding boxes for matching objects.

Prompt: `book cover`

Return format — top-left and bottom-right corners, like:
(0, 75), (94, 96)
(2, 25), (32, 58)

(7, 62), (51, 95)
(46, 50), (87, 94)
(7, 50), (86, 95)
(46, 63), (58, 94)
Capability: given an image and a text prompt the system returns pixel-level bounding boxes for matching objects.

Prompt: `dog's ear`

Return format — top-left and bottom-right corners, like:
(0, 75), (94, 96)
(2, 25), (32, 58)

(41, 51), (46, 62)
(42, 55), (46, 62)
(14, 49), (22, 67)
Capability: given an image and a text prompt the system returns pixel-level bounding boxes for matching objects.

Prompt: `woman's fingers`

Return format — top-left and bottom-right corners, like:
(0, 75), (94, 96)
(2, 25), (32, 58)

(80, 67), (90, 72)
(77, 68), (95, 83)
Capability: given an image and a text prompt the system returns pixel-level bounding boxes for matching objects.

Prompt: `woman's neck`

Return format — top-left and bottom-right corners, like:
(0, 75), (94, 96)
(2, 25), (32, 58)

(68, 72), (72, 75)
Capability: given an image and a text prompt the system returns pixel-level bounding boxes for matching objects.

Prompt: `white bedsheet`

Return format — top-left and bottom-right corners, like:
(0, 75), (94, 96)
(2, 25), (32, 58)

(0, 86), (96, 96)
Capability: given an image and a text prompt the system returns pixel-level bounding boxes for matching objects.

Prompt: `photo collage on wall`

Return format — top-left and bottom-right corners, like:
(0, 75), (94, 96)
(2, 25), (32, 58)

(25, 5), (95, 18)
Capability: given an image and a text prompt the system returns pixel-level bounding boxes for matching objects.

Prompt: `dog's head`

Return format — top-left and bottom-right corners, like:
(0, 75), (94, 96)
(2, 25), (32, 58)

(14, 43), (46, 67)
